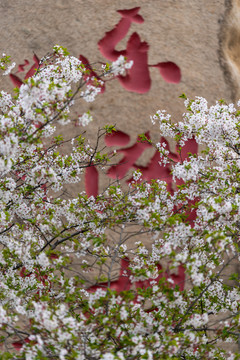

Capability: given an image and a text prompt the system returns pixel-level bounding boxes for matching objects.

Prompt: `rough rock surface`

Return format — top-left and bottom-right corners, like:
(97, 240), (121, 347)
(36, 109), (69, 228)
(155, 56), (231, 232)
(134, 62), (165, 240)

(0, 0), (235, 193)
(0, 0), (232, 134)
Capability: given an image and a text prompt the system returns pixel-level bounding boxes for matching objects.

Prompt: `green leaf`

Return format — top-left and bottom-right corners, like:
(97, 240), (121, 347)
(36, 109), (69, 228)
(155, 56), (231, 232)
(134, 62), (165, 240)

(179, 93), (187, 99)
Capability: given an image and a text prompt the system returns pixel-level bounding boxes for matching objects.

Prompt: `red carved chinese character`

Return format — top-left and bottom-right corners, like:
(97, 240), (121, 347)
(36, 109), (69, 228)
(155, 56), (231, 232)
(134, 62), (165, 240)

(85, 130), (131, 198)
(135, 263), (185, 292)
(87, 257), (132, 293)
(9, 54), (40, 88)
(117, 32), (151, 93)
(85, 166), (99, 198)
(127, 136), (175, 192)
(85, 130), (198, 198)
(98, 7), (144, 61)
(106, 131), (152, 180)
(87, 257), (185, 294)
(105, 131), (199, 193)
(98, 7), (181, 93)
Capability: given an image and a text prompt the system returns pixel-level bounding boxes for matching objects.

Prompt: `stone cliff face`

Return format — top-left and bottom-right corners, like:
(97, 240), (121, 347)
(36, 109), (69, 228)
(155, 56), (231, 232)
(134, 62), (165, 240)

(219, 0), (240, 101)
(0, 0), (237, 193)
(0, 1), (231, 124)
(0, 0), (237, 196)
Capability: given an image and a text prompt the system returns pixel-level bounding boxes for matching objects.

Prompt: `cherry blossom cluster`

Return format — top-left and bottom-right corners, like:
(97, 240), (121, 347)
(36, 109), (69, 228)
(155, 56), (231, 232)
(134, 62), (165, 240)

(0, 48), (239, 359)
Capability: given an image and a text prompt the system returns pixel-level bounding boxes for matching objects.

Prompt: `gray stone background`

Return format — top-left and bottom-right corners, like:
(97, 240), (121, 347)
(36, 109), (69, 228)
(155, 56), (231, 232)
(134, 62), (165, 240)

(0, 0), (234, 130)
